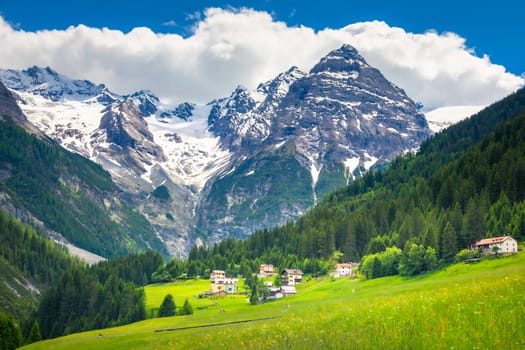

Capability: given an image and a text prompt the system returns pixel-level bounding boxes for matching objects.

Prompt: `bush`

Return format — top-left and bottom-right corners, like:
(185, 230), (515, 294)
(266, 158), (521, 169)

(455, 249), (481, 262)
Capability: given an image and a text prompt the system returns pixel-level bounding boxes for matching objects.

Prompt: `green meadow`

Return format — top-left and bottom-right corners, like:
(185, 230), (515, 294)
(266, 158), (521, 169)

(22, 253), (525, 349)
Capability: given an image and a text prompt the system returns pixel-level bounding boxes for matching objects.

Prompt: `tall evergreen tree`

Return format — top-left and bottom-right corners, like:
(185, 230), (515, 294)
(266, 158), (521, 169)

(0, 311), (22, 350)
(441, 222), (458, 260)
(26, 320), (42, 344)
(461, 197), (486, 247)
(182, 298), (193, 315)
(158, 294), (176, 317)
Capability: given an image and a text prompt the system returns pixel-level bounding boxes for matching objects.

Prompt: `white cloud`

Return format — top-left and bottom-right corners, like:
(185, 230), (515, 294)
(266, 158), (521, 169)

(162, 20), (177, 27)
(0, 8), (523, 108)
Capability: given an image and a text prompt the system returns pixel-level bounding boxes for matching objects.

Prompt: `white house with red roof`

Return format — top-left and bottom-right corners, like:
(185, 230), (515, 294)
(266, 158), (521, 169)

(470, 236), (518, 254)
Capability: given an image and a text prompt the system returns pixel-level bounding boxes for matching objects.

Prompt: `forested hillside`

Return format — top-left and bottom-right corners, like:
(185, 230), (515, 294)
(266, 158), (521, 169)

(0, 208), (165, 346)
(0, 117), (166, 258)
(0, 210), (80, 320)
(36, 251), (163, 339)
(174, 87), (525, 277)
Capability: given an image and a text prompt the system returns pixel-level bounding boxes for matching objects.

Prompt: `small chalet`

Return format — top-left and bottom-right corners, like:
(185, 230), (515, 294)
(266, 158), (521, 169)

(281, 269), (303, 286)
(470, 236), (518, 254)
(280, 285), (297, 295)
(334, 263), (354, 277)
(259, 264), (275, 277)
(210, 270), (238, 295)
(268, 286), (297, 300)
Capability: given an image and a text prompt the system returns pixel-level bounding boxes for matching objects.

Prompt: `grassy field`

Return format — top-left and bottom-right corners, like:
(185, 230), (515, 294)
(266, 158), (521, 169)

(21, 253), (525, 349)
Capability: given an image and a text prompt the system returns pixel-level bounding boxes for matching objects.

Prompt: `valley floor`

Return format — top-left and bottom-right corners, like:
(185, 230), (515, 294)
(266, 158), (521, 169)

(21, 252), (525, 349)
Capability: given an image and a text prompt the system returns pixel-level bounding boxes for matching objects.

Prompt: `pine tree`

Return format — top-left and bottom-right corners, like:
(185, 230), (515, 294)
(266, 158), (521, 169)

(441, 222), (458, 260)
(249, 274), (259, 305)
(0, 311), (22, 350)
(461, 197), (486, 247)
(26, 320), (42, 344)
(183, 298), (193, 315)
(158, 294), (176, 317)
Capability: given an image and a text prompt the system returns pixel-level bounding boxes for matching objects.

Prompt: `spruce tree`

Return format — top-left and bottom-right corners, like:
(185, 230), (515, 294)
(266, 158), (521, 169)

(183, 298), (193, 315)
(27, 320), (42, 344)
(0, 311), (22, 350)
(158, 294), (176, 317)
(441, 222), (458, 260)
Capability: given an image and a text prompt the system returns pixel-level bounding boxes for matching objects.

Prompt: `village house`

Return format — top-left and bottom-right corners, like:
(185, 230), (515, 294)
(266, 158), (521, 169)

(210, 270), (238, 295)
(333, 263), (355, 277)
(268, 285), (297, 300)
(259, 264), (275, 277)
(281, 269), (304, 286)
(470, 236), (518, 254)
(280, 285), (297, 295)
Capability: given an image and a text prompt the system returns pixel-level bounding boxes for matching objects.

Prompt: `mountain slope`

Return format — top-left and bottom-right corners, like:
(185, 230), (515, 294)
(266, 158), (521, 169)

(0, 82), (167, 258)
(0, 209), (81, 320)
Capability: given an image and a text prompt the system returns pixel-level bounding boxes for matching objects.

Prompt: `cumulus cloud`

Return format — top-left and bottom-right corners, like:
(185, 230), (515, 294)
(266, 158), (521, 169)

(0, 8), (523, 108)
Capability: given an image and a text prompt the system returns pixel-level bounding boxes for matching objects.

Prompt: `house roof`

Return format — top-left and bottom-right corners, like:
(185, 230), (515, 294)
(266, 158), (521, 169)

(474, 236), (514, 246)
(282, 269), (303, 275)
(336, 263), (353, 269)
(280, 286), (297, 294)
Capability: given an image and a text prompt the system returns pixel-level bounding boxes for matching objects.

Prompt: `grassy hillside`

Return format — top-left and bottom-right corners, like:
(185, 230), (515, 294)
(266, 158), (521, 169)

(21, 252), (525, 349)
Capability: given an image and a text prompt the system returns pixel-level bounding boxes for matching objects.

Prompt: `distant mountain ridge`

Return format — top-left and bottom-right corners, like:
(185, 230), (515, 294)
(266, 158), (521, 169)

(0, 44), (432, 256)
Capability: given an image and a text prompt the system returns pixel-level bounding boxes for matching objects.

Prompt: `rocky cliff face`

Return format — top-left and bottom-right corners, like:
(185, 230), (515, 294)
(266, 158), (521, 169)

(0, 81), (42, 135)
(0, 44), (432, 256)
(94, 98), (166, 182)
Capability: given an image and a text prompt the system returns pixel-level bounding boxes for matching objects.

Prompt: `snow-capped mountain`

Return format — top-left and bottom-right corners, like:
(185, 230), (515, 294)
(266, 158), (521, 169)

(0, 66), (106, 102)
(0, 44), (433, 256)
(197, 45), (430, 241)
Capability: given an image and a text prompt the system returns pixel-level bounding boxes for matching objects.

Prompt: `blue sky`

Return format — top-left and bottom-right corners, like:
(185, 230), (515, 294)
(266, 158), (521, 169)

(2, 0), (522, 76)
(0, 1), (523, 109)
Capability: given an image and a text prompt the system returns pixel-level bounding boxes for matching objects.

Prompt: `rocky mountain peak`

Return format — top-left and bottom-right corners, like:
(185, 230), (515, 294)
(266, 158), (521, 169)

(99, 99), (151, 147)
(310, 44), (365, 75)
(256, 66), (307, 99)
(167, 102), (195, 120)
(94, 98), (166, 178)
(129, 90), (160, 116)
(0, 66), (106, 102)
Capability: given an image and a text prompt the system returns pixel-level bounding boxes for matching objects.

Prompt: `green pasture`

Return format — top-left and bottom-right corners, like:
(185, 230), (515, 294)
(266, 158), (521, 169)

(22, 253), (525, 349)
